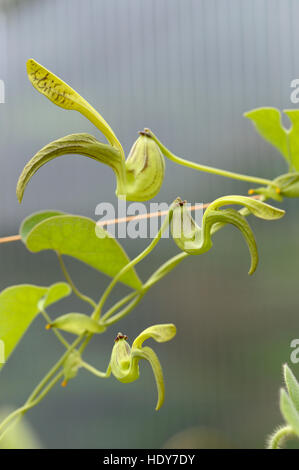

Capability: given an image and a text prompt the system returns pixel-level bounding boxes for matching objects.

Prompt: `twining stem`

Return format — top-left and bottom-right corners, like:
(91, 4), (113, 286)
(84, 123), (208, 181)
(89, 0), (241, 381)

(0, 334), (85, 441)
(26, 334), (84, 404)
(57, 252), (97, 309)
(78, 291), (142, 354)
(103, 292), (145, 326)
(100, 290), (139, 323)
(92, 202), (176, 322)
(268, 426), (296, 449)
(147, 129), (278, 189)
(0, 198), (265, 437)
(40, 307), (70, 348)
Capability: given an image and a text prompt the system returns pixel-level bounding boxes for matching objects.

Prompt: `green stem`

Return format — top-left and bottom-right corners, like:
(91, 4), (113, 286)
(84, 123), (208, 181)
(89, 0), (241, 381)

(79, 291), (141, 354)
(101, 291), (140, 323)
(81, 361), (111, 378)
(57, 252), (97, 309)
(268, 426), (296, 449)
(40, 307), (70, 348)
(147, 129), (277, 188)
(1, 195), (264, 438)
(20, 334), (84, 416)
(92, 202), (176, 322)
(143, 252), (188, 290)
(0, 370), (63, 441)
(0, 333), (86, 439)
(103, 292), (145, 326)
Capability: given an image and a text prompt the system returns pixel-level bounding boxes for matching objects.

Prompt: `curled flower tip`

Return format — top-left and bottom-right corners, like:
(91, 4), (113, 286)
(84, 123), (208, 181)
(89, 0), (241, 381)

(45, 324), (51, 330)
(61, 380), (68, 387)
(138, 129), (151, 137)
(115, 332), (128, 342)
(174, 196), (186, 207)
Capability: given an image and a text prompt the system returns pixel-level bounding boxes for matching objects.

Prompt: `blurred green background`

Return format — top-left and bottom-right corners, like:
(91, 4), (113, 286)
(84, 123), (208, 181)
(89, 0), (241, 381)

(0, 0), (299, 449)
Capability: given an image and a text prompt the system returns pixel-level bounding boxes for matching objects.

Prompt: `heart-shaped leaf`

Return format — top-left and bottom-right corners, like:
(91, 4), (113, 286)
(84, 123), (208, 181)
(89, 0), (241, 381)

(37, 283), (71, 311)
(245, 107), (299, 172)
(20, 211), (64, 241)
(0, 282), (71, 368)
(22, 214), (142, 290)
(283, 110), (299, 171)
(244, 108), (289, 162)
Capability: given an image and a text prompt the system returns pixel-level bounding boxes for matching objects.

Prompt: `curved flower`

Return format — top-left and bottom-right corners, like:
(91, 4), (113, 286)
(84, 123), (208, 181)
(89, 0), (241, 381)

(170, 196), (285, 275)
(109, 324), (176, 410)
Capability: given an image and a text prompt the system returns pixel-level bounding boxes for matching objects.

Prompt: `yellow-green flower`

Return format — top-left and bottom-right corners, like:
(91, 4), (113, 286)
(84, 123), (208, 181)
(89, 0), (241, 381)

(109, 324), (176, 410)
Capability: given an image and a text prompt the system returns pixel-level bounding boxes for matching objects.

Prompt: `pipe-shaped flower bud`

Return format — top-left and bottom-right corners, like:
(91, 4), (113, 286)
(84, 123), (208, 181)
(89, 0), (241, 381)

(110, 324), (176, 410)
(119, 131), (165, 201)
(62, 350), (82, 387)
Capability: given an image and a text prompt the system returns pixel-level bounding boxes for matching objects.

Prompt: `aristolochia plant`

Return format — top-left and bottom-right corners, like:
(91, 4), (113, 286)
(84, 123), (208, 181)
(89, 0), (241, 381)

(0, 59), (298, 446)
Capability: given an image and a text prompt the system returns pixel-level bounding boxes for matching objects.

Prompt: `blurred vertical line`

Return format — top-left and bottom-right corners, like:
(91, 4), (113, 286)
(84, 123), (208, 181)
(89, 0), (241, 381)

(162, 0), (175, 150)
(290, 0), (299, 74)
(0, 2), (8, 224)
(189, 0), (200, 152)
(124, 0), (134, 145)
(199, 0), (211, 165)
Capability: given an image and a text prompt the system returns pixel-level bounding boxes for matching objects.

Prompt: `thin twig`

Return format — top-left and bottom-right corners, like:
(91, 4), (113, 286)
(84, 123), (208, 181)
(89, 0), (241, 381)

(0, 195), (261, 244)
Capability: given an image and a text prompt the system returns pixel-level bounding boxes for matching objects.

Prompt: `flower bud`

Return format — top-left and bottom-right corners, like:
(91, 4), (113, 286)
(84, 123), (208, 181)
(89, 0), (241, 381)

(274, 173), (299, 198)
(110, 333), (137, 382)
(248, 173), (299, 201)
(119, 131), (165, 201)
(46, 313), (106, 336)
(171, 198), (203, 253)
(62, 350), (81, 387)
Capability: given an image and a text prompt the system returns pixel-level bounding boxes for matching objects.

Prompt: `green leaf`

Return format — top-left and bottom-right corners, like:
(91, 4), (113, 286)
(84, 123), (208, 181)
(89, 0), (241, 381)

(20, 211), (64, 241)
(23, 214), (142, 290)
(283, 110), (299, 171)
(37, 282), (71, 311)
(284, 364), (299, 413)
(280, 388), (299, 436)
(0, 282), (71, 368)
(244, 107), (289, 162)
(47, 313), (105, 335)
